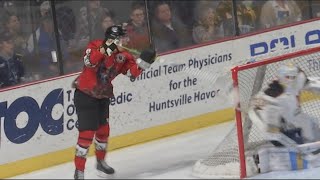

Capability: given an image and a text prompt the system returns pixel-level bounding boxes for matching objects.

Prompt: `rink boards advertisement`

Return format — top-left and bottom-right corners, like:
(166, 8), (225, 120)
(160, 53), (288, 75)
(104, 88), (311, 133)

(1, 20), (320, 178)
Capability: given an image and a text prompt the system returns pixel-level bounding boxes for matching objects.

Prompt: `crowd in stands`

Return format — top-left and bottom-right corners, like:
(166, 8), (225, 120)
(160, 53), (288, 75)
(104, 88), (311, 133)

(0, 0), (317, 89)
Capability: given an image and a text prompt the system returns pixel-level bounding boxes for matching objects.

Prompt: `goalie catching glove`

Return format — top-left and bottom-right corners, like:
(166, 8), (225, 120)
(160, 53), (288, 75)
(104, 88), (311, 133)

(136, 48), (157, 70)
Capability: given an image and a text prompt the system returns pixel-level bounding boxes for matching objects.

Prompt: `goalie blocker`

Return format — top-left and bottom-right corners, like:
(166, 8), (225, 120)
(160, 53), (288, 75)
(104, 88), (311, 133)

(246, 64), (320, 175)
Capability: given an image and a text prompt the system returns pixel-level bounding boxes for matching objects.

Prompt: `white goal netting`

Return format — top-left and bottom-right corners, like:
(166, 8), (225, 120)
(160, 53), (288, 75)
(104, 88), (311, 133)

(192, 46), (320, 178)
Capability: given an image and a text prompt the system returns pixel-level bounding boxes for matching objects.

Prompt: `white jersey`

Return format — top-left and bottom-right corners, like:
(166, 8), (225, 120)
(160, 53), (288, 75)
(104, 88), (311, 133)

(283, 70), (307, 96)
(246, 66), (320, 175)
(252, 85), (298, 130)
(250, 71), (320, 143)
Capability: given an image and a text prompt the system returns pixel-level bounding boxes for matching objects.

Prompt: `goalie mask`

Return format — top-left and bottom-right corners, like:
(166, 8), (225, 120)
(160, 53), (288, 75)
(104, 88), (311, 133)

(277, 64), (299, 88)
(103, 25), (127, 56)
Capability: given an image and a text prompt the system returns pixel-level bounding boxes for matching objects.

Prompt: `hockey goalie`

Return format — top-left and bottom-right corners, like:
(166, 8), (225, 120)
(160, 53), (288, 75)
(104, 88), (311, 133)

(246, 63), (320, 175)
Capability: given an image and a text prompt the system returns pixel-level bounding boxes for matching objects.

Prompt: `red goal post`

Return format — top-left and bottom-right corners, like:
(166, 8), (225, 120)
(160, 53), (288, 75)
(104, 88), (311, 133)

(192, 46), (320, 179)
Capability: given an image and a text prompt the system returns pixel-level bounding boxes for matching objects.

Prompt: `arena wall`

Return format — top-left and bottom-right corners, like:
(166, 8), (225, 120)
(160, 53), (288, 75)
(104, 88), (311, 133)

(1, 20), (319, 178)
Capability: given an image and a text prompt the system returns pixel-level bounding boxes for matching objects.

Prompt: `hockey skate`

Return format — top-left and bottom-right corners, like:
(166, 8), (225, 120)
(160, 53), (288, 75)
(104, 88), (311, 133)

(74, 169), (84, 179)
(96, 159), (115, 177)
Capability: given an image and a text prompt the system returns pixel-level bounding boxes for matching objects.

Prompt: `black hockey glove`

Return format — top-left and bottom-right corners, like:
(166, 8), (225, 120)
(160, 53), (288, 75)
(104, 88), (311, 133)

(102, 40), (118, 56)
(136, 48), (156, 70)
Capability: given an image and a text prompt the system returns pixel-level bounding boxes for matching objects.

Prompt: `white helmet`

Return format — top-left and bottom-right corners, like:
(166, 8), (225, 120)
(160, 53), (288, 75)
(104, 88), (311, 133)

(277, 63), (299, 87)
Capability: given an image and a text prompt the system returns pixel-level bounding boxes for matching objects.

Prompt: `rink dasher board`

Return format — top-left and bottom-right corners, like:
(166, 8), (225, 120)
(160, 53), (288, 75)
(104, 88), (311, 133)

(1, 19), (320, 178)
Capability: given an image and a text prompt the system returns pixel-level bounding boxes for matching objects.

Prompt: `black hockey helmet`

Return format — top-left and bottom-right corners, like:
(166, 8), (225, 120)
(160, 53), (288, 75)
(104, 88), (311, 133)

(104, 25), (127, 40)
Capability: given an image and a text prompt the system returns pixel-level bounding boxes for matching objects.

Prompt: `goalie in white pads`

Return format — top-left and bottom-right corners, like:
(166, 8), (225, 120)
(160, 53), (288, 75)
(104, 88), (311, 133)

(247, 63), (320, 175)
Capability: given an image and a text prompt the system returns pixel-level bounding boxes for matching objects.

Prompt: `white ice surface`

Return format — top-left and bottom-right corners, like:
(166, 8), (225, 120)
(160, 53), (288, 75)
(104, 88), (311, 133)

(9, 121), (320, 179)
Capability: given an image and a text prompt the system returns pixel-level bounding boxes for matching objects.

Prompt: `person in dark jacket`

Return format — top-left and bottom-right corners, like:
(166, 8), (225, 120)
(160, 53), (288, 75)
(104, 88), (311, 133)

(0, 32), (24, 88)
(151, 1), (192, 53)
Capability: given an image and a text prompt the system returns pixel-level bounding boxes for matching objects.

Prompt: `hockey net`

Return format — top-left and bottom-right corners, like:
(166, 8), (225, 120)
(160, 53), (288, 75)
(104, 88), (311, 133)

(192, 46), (320, 179)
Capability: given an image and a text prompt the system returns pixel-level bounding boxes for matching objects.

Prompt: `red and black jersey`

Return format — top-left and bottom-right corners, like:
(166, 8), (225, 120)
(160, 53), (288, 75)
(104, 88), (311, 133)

(75, 40), (143, 99)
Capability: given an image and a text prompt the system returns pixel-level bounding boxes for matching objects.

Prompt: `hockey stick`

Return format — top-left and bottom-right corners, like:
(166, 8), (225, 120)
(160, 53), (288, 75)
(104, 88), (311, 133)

(117, 44), (142, 55)
(116, 43), (168, 63)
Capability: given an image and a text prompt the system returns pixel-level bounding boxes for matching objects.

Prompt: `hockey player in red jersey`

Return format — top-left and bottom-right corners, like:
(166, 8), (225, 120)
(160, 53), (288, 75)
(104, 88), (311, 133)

(72, 25), (156, 179)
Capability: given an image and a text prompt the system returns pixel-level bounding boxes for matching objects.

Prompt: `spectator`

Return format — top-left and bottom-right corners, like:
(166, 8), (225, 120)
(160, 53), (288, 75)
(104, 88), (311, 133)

(0, 32), (25, 88)
(125, 3), (151, 51)
(2, 11), (28, 55)
(74, 6), (89, 48)
(76, 0), (110, 43)
(194, 0), (221, 14)
(151, 1), (192, 53)
(260, 0), (302, 28)
(170, 0), (198, 30)
(74, 0), (110, 49)
(311, 0), (320, 18)
(1, 0), (17, 14)
(294, 0), (311, 20)
(192, 6), (223, 44)
(26, 15), (68, 79)
(94, 12), (115, 39)
(216, 0), (235, 37)
(38, 1), (76, 45)
(40, 0), (50, 17)
(56, 5), (76, 43)
(236, 0), (257, 34)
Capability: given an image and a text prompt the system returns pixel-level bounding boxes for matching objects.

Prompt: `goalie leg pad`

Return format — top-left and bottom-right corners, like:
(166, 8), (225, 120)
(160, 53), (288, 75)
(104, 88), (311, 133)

(257, 147), (307, 173)
(256, 141), (320, 174)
